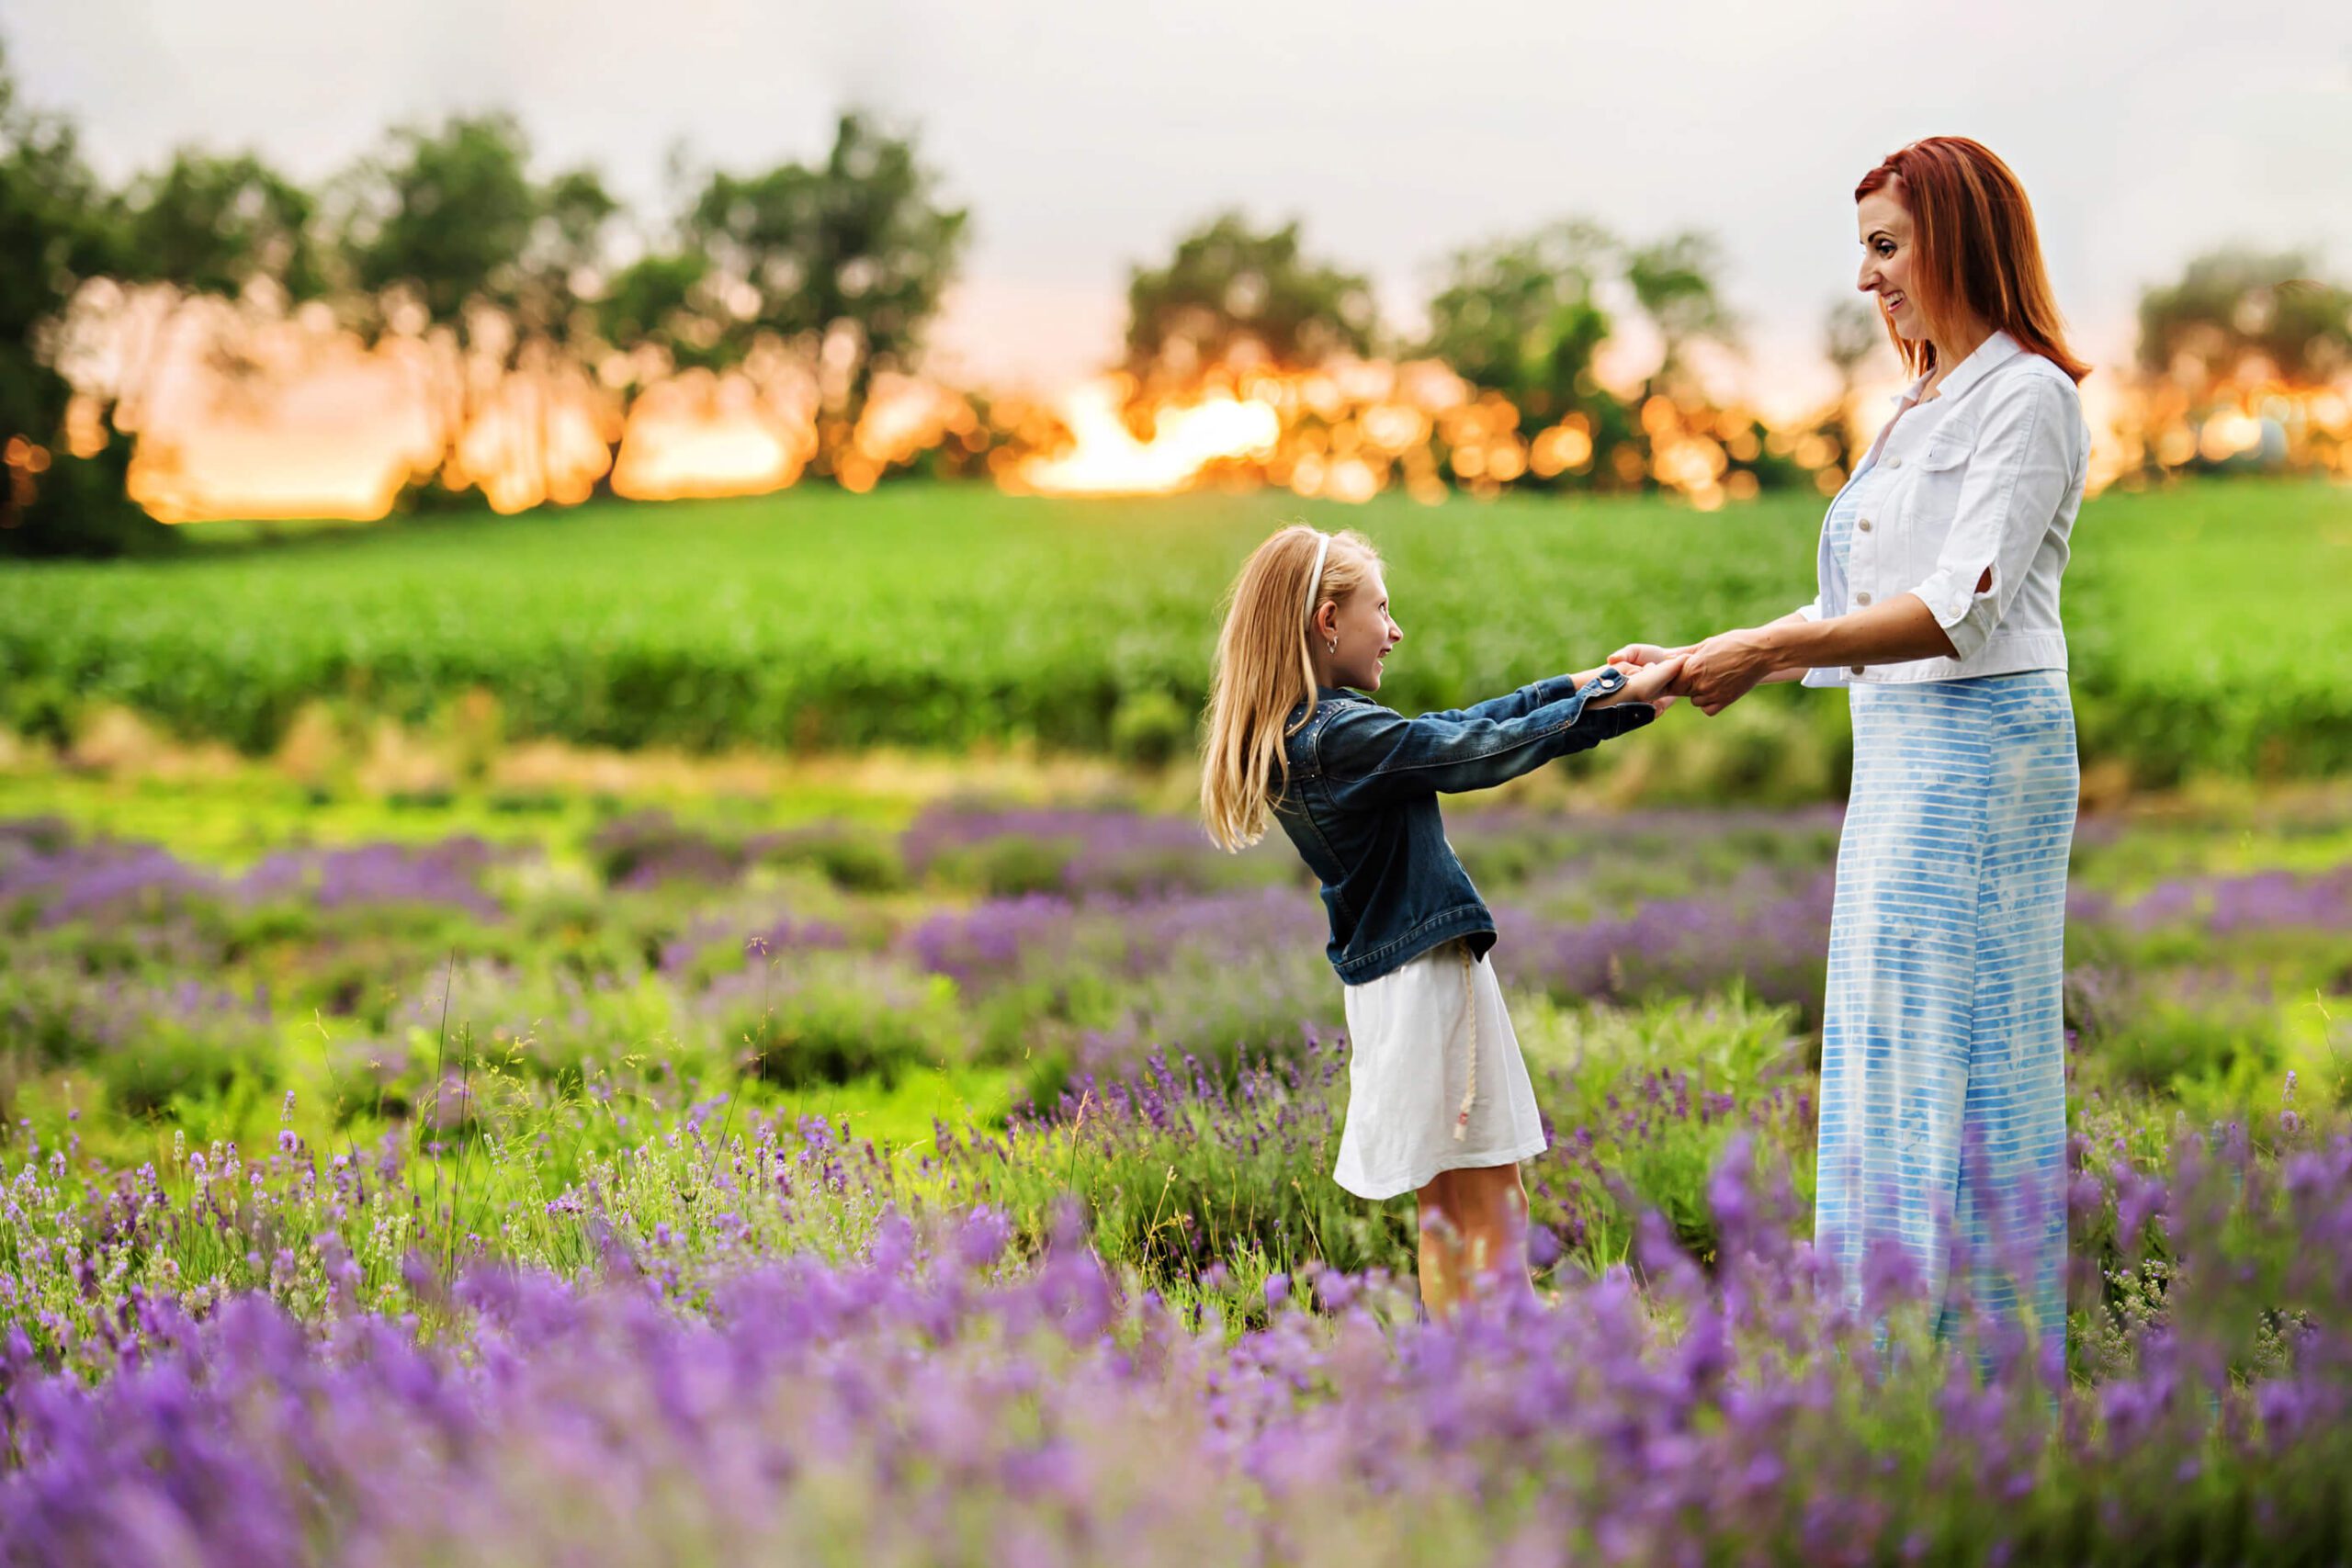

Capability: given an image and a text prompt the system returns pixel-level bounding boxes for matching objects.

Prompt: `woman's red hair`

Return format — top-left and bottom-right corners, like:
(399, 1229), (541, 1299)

(1856, 137), (2088, 385)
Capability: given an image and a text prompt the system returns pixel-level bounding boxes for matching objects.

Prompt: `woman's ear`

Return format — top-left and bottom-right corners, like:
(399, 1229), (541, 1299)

(1315, 601), (1339, 641)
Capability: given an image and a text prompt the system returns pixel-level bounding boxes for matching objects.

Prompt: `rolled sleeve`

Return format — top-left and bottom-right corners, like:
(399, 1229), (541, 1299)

(1904, 374), (2080, 662)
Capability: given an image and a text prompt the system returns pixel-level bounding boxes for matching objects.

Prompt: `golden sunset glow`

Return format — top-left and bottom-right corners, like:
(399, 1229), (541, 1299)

(41, 284), (2352, 522)
(1017, 378), (1280, 496)
(608, 371), (816, 503)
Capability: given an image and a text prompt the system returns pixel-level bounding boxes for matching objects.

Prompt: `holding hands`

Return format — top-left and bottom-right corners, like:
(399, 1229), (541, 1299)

(1599, 652), (1688, 711)
(1612, 595), (1958, 714)
(1610, 629), (1784, 716)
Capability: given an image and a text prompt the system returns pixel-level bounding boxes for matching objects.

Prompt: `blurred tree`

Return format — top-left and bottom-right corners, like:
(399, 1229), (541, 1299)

(1422, 220), (1616, 424)
(512, 167), (618, 347)
(1627, 231), (1740, 409)
(1423, 221), (1759, 496)
(594, 251), (722, 370)
(572, 145), (740, 494)
(331, 110), (532, 507)
(683, 111), (969, 469)
(57, 149), (332, 481)
(1419, 220), (1634, 488)
(2137, 248), (2352, 390)
(1123, 212), (1376, 394)
(117, 150), (325, 299)
(495, 164), (621, 509)
(1801, 296), (1885, 481)
(332, 112), (620, 508)
(1618, 231), (1755, 502)
(2128, 249), (2352, 478)
(335, 111), (537, 330)
(1824, 296), (1883, 389)
(0, 39), (164, 557)
(1623, 230), (1739, 389)
(582, 245), (724, 494)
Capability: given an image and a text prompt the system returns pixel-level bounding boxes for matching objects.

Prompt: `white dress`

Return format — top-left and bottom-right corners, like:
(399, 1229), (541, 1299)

(1332, 940), (1548, 1201)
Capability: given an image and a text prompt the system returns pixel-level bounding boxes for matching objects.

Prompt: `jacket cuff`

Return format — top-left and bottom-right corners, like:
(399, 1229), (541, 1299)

(1532, 671), (1592, 707)
(1575, 696), (1657, 739)
(1907, 567), (1993, 661)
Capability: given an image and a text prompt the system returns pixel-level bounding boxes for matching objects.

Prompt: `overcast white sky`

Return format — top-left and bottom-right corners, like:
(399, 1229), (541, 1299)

(8, 0), (2349, 412)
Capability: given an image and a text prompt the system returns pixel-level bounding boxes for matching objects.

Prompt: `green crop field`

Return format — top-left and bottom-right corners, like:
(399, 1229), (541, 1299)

(6, 506), (2352, 1550)
(3, 479), (2346, 787)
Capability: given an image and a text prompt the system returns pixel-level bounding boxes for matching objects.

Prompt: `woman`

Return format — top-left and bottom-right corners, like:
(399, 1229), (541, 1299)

(1618, 137), (2091, 1355)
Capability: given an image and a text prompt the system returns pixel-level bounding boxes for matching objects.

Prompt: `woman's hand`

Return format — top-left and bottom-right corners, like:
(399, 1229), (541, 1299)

(1680, 629), (1779, 716)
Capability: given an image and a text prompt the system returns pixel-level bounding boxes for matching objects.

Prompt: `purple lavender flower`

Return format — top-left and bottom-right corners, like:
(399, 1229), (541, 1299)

(237, 838), (506, 917)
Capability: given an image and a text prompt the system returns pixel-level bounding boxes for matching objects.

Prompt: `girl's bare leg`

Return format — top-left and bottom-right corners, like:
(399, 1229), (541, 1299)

(1414, 1162), (1532, 1321)
(1451, 1162), (1533, 1299)
(1416, 1170), (1464, 1320)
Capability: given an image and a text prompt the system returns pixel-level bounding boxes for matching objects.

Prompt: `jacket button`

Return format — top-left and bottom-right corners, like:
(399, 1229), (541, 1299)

(1849, 665), (1865, 676)
(1857, 518), (1872, 533)
(1887, 457), (1902, 469)
(1855, 591), (1872, 605)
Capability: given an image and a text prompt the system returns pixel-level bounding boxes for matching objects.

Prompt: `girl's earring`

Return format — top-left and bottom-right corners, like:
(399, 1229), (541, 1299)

(1328, 638), (1338, 653)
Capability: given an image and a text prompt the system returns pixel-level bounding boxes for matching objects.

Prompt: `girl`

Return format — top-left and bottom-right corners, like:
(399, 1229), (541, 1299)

(1619, 136), (2092, 1357)
(1202, 524), (1680, 1317)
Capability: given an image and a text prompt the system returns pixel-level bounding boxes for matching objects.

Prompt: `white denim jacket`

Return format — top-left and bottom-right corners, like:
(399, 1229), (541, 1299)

(1797, 330), (2090, 687)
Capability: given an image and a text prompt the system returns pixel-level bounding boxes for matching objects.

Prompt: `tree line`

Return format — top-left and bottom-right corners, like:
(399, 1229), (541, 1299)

(3, 36), (2344, 557)
(3, 36), (982, 555)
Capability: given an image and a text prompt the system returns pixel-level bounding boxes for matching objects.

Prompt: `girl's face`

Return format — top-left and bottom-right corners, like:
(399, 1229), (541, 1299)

(1322, 565), (1402, 691)
(1856, 186), (1925, 342)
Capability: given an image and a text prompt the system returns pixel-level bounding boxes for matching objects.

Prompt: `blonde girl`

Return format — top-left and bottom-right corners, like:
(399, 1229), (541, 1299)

(1203, 524), (1680, 1316)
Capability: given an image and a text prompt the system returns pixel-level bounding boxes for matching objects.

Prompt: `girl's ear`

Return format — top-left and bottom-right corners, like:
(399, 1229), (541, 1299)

(1315, 601), (1338, 640)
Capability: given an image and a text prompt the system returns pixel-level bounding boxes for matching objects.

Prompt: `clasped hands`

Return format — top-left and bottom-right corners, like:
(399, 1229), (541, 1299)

(1605, 627), (1781, 717)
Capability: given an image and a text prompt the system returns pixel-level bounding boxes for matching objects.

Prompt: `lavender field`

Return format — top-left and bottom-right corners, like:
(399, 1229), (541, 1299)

(5, 770), (2352, 1562)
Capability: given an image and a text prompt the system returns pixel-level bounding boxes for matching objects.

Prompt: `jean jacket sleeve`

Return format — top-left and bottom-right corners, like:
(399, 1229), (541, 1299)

(1412, 671), (1592, 727)
(1904, 371), (2083, 662)
(1316, 674), (1657, 804)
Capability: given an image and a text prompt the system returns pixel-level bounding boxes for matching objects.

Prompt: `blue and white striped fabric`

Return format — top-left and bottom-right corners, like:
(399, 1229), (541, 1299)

(1811, 442), (1886, 626)
(1813, 661), (2077, 1355)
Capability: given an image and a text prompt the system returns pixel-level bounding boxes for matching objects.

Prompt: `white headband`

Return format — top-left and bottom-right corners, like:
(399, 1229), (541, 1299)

(1301, 531), (1332, 630)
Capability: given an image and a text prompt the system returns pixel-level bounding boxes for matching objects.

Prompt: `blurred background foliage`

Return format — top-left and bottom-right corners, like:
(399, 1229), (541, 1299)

(1, 33), (2346, 558)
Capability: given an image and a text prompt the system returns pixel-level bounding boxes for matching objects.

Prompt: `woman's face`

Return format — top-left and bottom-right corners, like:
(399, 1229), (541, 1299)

(1856, 186), (1925, 341)
(1322, 565), (1402, 692)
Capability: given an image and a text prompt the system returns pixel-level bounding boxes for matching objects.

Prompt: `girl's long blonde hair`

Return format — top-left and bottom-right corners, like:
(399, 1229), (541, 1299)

(1201, 524), (1381, 851)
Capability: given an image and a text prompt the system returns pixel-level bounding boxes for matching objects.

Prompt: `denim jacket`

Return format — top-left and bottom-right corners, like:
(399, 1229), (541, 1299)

(1272, 667), (1655, 985)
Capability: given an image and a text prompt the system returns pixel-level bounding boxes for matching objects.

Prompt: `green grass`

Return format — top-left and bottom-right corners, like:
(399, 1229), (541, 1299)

(2065, 481), (2352, 779)
(0, 761), (928, 871)
(2, 479), (2346, 785)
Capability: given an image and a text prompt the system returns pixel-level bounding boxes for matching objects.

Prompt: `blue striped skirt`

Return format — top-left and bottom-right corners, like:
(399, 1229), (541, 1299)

(1815, 671), (2076, 1357)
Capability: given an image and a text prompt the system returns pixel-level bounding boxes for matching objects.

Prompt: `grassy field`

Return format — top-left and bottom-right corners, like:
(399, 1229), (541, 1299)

(4, 478), (2346, 789)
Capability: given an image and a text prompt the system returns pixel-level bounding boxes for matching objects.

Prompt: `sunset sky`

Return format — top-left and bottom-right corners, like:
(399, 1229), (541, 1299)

(8, 0), (2349, 417)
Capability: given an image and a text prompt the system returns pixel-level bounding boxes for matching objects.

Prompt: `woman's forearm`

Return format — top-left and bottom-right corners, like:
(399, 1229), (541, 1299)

(1757, 612), (1815, 682)
(1757, 594), (1959, 672)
